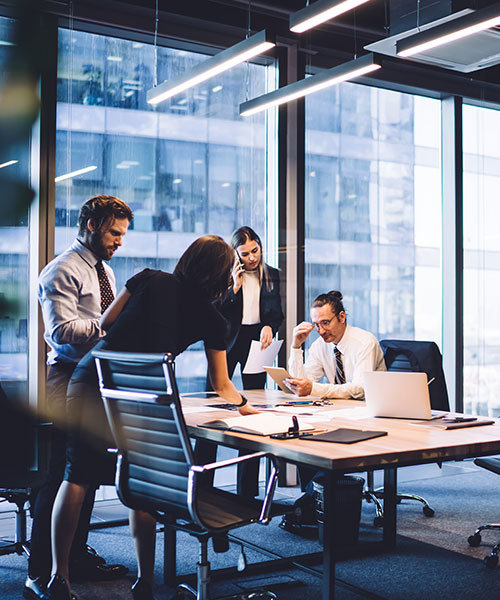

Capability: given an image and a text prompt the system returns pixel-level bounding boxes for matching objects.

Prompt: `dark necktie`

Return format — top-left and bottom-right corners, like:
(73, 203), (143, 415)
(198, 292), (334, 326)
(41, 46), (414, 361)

(95, 260), (114, 314)
(334, 347), (346, 385)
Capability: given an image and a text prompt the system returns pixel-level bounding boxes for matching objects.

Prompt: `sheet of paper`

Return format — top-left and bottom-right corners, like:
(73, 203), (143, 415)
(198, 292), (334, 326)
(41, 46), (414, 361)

(181, 405), (219, 414)
(242, 339), (283, 374)
(318, 407), (372, 420)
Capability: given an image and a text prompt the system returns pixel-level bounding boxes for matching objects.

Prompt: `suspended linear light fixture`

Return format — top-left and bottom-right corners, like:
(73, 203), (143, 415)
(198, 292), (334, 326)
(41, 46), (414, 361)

(147, 30), (275, 105)
(397, 3), (500, 58)
(55, 165), (97, 182)
(240, 53), (380, 117)
(290, 0), (372, 33)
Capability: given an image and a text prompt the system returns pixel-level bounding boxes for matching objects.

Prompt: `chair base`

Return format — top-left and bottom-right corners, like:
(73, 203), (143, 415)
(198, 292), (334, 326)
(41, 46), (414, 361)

(171, 586), (277, 600)
(0, 490), (31, 557)
(364, 488), (435, 527)
(468, 523), (500, 568)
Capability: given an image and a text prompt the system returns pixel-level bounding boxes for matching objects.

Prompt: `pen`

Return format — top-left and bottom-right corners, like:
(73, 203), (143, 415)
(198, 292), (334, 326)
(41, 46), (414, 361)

(287, 400), (314, 405)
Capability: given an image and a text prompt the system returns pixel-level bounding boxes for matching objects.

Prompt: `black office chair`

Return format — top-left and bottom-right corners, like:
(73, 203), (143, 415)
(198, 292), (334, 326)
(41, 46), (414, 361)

(467, 456), (500, 568)
(364, 340), (450, 526)
(93, 349), (289, 600)
(0, 383), (47, 558)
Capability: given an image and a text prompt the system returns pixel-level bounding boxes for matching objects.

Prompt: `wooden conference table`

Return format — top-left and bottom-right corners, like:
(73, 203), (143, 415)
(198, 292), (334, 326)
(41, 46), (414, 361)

(180, 390), (500, 600)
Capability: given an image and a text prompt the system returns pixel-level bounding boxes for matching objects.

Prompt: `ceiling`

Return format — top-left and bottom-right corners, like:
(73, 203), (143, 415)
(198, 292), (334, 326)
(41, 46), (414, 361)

(49, 0), (500, 89)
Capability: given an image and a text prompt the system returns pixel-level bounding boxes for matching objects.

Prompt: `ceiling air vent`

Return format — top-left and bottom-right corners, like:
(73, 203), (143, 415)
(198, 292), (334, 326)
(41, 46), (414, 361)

(403, 26), (500, 72)
(366, 7), (500, 73)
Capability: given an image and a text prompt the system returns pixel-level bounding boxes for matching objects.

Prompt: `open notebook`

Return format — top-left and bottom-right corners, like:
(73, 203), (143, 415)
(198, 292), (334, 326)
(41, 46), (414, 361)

(199, 413), (314, 436)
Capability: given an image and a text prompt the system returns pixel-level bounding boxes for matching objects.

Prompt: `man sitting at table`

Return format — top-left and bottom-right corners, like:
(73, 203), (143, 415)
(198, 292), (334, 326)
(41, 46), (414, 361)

(285, 290), (386, 399)
(280, 291), (386, 533)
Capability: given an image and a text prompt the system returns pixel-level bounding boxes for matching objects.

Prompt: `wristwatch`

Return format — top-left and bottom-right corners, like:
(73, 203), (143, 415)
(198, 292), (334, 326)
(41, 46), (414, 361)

(235, 394), (248, 407)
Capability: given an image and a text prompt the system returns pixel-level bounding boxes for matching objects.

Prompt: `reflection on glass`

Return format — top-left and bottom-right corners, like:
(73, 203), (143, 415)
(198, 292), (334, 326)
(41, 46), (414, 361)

(463, 104), (500, 416)
(305, 85), (442, 354)
(56, 28), (274, 390)
(0, 16), (29, 402)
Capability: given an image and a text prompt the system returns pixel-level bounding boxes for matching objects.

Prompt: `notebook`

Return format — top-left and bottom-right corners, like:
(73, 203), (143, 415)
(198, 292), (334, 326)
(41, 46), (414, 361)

(199, 413), (314, 436)
(300, 428), (388, 444)
(363, 371), (436, 420)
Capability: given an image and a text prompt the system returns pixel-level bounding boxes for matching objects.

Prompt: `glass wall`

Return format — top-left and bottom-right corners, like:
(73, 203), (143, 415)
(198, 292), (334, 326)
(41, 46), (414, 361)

(463, 104), (500, 417)
(0, 16), (31, 403)
(55, 27), (275, 390)
(304, 85), (442, 352)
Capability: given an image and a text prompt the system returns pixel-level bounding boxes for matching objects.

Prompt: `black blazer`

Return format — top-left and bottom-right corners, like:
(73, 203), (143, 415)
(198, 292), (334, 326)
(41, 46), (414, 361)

(217, 264), (284, 353)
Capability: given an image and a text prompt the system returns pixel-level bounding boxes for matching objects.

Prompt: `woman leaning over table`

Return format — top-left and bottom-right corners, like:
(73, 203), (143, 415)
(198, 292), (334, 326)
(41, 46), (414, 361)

(212, 226), (284, 498)
(46, 235), (258, 600)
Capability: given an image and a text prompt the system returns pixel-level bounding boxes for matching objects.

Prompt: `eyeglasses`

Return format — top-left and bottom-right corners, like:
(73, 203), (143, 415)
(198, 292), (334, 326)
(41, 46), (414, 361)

(312, 316), (336, 330)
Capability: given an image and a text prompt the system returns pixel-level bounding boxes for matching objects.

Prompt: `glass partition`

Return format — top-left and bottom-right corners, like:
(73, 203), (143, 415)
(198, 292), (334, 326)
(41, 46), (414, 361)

(0, 16), (31, 404)
(463, 104), (500, 416)
(305, 85), (442, 353)
(56, 28), (276, 390)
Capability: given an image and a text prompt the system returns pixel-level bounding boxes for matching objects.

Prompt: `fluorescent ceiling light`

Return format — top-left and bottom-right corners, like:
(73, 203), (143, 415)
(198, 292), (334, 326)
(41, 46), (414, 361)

(0, 160), (18, 169)
(0, 40), (14, 46)
(397, 3), (500, 58)
(290, 0), (372, 33)
(55, 165), (97, 182)
(147, 30), (275, 105)
(240, 53), (381, 117)
(107, 55), (123, 62)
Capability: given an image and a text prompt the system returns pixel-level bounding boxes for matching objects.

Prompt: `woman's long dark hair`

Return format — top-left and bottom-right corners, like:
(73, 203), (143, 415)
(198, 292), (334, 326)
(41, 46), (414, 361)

(230, 226), (273, 291)
(174, 235), (234, 301)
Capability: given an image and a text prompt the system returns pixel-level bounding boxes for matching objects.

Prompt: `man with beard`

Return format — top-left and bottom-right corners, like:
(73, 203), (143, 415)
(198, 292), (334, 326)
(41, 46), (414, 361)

(25, 196), (133, 600)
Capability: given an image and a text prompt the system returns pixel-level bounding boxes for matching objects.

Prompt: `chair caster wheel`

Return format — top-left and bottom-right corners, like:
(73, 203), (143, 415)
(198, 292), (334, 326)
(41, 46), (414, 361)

(483, 554), (499, 569)
(373, 515), (384, 527)
(423, 506), (435, 517)
(468, 533), (481, 547)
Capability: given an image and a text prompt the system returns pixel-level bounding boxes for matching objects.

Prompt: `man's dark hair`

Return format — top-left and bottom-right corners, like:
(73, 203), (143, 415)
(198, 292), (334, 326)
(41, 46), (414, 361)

(312, 290), (346, 317)
(174, 235), (234, 301)
(78, 195), (133, 236)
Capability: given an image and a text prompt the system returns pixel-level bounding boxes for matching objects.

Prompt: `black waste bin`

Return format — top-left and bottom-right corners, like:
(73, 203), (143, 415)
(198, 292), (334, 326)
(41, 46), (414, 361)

(312, 475), (364, 546)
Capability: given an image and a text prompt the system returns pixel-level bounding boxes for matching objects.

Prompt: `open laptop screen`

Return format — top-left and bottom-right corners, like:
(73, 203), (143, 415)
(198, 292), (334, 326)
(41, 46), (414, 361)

(363, 371), (432, 420)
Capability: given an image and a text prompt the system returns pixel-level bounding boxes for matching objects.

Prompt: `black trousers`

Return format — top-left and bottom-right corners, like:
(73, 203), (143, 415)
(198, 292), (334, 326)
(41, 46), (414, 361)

(28, 363), (98, 580)
(201, 324), (266, 497)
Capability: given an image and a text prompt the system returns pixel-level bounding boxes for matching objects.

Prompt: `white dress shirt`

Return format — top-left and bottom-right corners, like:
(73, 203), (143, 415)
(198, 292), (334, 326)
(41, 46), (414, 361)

(38, 239), (116, 365)
(241, 270), (261, 325)
(288, 324), (386, 399)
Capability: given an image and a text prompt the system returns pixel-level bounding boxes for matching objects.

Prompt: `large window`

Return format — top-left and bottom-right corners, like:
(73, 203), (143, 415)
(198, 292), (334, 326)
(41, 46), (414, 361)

(463, 104), (500, 417)
(55, 27), (276, 389)
(0, 16), (31, 403)
(305, 85), (442, 350)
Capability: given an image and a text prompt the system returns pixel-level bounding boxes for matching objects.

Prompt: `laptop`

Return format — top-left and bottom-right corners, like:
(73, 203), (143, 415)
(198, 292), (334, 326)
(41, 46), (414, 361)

(363, 371), (436, 420)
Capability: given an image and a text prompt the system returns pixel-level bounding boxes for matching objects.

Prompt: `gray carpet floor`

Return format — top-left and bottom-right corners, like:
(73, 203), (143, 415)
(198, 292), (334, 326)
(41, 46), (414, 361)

(0, 460), (499, 599)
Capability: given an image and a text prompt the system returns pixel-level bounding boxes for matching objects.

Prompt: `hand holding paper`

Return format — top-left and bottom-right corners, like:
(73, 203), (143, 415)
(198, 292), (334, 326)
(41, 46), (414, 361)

(242, 339), (283, 374)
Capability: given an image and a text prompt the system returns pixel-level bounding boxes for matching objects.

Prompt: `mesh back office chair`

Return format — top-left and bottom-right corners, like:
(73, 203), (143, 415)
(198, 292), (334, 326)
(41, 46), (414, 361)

(364, 340), (450, 526)
(467, 456), (500, 568)
(93, 349), (289, 600)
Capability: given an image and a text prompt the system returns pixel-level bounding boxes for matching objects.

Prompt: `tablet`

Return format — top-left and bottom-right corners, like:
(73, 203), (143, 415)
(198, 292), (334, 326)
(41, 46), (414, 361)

(263, 366), (294, 394)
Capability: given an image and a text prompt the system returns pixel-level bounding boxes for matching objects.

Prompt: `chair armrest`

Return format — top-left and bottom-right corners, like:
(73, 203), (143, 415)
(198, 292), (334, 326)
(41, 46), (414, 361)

(189, 452), (280, 525)
(190, 451), (269, 473)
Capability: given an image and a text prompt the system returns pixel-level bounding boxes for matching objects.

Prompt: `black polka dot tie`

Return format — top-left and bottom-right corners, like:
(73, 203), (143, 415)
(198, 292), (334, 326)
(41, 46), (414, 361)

(96, 260), (115, 314)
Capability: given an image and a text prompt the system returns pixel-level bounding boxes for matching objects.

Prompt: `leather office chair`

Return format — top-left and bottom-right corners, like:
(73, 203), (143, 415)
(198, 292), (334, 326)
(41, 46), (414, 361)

(467, 456), (500, 568)
(364, 340), (450, 526)
(0, 383), (47, 558)
(93, 349), (289, 600)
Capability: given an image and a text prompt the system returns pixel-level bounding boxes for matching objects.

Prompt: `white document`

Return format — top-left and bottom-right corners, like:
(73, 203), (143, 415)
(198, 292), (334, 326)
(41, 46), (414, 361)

(242, 339), (283, 374)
